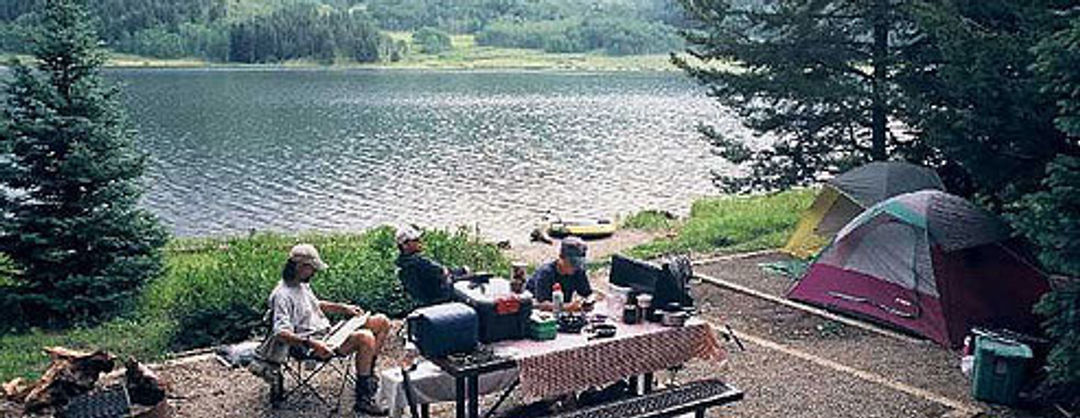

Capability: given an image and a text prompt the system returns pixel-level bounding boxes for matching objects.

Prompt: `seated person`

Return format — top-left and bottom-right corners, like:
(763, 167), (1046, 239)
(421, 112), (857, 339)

(263, 244), (391, 416)
(526, 236), (594, 312)
(395, 227), (469, 306)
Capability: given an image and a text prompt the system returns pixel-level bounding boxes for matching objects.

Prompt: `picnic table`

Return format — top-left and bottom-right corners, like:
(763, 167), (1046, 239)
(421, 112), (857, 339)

(428, 314), (726, 418)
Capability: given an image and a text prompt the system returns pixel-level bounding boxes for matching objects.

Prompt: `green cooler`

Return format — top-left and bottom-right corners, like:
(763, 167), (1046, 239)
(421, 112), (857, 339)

(971, 335), (1032, 405)
(528, 311), (557, 341)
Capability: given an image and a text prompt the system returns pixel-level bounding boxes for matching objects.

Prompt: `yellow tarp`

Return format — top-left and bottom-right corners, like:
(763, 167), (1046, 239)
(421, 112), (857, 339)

(782, 186), (841, 258)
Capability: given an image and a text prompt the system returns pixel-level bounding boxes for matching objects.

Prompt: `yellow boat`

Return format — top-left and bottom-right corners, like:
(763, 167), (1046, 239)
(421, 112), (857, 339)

(545, 217), (617, 239)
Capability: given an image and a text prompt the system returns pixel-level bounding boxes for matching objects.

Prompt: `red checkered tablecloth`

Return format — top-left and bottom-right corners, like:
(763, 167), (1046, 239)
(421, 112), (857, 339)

(494, 318), (724, 400)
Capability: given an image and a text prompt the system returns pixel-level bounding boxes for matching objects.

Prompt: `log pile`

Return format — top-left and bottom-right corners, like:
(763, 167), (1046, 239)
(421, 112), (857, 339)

(3, 347), (116, 414)
(124, 357), (167, 407)
(1, 347), (172, 417)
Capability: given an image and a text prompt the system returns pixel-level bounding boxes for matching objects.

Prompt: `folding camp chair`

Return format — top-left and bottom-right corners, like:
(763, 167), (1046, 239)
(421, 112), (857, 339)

(257, 315), (365, 416)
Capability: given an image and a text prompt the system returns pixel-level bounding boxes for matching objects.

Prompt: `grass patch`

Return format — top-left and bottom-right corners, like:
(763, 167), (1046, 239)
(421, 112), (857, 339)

(626, 189), (815, 259)
(0, 225), (507, 381)
(622, 209), (679, 231)
(0, 319), (174, 381)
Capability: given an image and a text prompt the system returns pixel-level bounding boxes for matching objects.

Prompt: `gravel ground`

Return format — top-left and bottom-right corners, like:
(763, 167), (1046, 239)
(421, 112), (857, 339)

(690, 251), (1047, 418)
(11, 250), (1042, 418)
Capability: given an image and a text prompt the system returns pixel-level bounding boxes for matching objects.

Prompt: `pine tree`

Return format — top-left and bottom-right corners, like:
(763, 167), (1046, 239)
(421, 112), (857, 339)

(899, 0), (1075, 202)
(674, 0), (911, 192)
(0, 0), (168, 327)
(1013, 10), (1080, 409)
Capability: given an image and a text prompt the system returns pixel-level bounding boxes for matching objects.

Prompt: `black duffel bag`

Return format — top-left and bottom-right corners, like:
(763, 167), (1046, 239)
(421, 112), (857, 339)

(610, 254), (694, 309)
(406, 302), (479, 358)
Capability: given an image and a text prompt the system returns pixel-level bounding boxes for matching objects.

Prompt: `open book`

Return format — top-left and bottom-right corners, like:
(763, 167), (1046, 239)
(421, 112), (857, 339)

(324, 314), (369, 351)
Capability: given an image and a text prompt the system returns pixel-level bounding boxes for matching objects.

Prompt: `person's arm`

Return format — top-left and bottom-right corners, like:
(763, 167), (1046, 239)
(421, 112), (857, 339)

(577, 269), (594, 298)
(529, 266), (555, 311)
(272, 295), (333, 358)
(565, 270), (595, 312)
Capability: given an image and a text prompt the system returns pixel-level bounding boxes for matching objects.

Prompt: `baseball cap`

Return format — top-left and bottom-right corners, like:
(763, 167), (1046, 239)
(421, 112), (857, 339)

(560, 236), (588, 271)
(395, 227), (421, 247)
(289, 244), (328, 271)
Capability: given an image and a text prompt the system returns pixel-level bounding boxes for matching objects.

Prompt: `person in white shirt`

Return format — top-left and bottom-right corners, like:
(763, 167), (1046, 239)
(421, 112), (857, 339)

(268, 244), (390, 416)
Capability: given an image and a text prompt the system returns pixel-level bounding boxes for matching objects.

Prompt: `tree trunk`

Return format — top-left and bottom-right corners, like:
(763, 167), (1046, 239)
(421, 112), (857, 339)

(870, 0), (889, 161)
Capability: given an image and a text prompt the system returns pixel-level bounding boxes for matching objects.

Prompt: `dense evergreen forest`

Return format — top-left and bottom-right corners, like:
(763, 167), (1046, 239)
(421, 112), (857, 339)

(0, 0), (710, 63)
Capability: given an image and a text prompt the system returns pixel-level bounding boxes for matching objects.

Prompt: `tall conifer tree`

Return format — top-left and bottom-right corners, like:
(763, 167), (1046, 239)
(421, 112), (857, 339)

(0, 0), (168, 326)
(674, 0), (911, 192)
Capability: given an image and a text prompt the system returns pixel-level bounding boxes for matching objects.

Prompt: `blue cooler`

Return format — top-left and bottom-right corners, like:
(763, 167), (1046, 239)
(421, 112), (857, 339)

(406, 302), (478, 358)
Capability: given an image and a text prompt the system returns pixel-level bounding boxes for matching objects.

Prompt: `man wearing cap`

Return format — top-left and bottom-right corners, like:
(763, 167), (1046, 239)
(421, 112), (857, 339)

(526, 236), (594, 312)
(394, 227), (468, 307)
(267, 244), (391, 416)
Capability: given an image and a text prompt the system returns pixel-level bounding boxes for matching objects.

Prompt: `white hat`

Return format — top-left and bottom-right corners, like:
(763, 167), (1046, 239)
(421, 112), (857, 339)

(395, 227), (421, 247)
(289, 244), (328, 270)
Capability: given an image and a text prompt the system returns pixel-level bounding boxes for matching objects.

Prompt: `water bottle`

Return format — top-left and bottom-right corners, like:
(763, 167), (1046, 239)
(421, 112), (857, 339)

(552, 283), (564, 316)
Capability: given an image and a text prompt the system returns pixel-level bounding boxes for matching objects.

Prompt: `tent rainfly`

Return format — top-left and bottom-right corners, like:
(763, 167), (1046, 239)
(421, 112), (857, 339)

(787, 190), (1050, 347)
(783, 162), (945, 258)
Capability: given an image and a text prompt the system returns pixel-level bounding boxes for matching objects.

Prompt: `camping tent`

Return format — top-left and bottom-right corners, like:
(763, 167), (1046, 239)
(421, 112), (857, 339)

(787, 190), (1050, 347)
(783, 162), (945, 258)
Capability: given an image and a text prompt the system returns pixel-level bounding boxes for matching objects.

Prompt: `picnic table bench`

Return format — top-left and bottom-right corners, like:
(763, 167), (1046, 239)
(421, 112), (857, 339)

(551, 378), (743, 418)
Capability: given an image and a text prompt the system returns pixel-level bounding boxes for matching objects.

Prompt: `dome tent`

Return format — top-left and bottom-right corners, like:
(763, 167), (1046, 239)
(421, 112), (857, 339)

(786, 190), (1049, 347)
(782, 162), (945, 258)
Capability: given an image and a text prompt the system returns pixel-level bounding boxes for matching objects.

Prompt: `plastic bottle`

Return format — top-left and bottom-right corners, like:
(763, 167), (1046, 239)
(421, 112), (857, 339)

(552, 283), (564, 316)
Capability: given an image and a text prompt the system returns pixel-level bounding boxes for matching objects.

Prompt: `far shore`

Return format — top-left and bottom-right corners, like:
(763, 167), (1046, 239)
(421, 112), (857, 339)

(1, 51), (684, 72)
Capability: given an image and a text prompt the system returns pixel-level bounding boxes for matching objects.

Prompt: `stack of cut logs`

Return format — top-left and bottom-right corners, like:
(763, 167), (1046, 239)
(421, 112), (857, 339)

(1, 347), (170, 417)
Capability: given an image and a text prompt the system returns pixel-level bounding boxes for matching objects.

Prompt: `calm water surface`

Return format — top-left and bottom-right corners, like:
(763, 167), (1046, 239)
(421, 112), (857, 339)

(106, 68), (750, 241)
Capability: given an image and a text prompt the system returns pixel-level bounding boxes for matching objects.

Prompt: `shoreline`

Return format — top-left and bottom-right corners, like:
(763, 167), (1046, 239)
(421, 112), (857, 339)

(2, 52), (683, 73)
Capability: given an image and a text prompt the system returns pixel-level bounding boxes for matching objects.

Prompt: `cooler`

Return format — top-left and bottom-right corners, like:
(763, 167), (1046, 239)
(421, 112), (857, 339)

(971, 335), (1032, 405)
(453, 278), (533, 343)
(528, 311), (557, 341)
(406, 302), (478, 358)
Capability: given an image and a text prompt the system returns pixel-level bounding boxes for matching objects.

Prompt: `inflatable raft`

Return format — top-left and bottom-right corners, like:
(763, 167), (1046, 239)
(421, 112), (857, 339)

(545, 217), (617, 239)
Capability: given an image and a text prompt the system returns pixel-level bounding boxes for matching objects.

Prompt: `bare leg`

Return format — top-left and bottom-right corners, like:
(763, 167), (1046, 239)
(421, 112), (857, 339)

(338, 330), (377, 376)
(366, 314), (391, 351)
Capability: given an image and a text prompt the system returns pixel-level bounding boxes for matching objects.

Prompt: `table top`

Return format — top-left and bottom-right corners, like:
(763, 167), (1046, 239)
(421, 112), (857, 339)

(428, 314), (723, 399)
(494, 316), (711, 359)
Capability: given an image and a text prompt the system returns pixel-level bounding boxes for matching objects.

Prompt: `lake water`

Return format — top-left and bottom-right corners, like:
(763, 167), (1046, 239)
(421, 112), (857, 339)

(106, 68), (747, 242)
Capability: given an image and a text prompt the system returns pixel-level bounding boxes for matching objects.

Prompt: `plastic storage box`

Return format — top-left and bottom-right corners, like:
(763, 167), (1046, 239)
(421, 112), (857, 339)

(971, 335), (1033, 405)
(453, 278), (533, 343)
(528, 311), (557, 341)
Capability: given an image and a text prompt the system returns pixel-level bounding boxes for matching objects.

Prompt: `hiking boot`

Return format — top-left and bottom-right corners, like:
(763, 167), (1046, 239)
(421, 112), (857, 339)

(354, 376), (388, 417)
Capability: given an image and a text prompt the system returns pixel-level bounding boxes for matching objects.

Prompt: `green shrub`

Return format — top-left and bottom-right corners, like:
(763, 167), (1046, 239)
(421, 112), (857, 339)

(145, 227), (509, 351)
(412, 27), (452, 54)
(627, 189), (814, 259)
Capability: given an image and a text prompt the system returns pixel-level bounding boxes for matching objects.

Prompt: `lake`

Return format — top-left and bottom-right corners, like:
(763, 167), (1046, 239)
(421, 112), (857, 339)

(107, 68), (747, 242)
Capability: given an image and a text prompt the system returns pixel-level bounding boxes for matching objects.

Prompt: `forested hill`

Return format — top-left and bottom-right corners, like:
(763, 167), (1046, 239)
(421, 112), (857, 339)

(0, 0), (706, 64)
